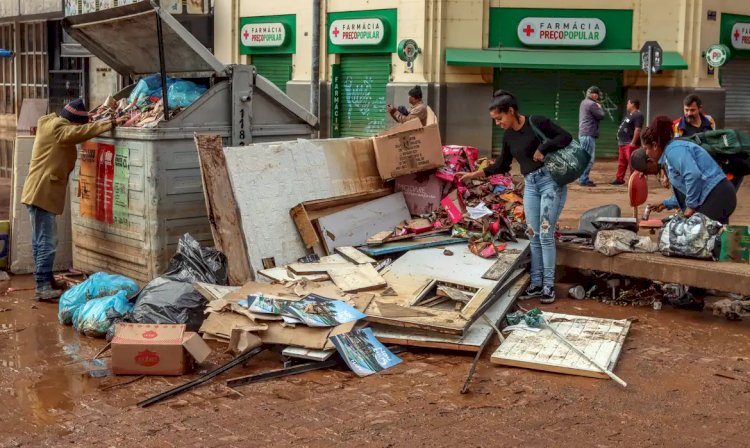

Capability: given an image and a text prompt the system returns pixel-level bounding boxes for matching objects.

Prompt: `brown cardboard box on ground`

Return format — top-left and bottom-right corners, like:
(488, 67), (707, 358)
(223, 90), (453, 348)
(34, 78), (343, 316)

(372, 121), (444, 180)
(111, 323), (211, 376)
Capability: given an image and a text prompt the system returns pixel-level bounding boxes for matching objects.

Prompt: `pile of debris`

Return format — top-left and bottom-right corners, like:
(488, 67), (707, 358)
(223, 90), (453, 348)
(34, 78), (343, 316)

(90, 74), (205, 128)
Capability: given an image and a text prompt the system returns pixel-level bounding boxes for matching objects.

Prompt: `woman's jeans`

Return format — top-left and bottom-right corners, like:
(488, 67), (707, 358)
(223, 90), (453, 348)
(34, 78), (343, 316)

(524, 167), (567, 289)
(26, 204), (57, 288)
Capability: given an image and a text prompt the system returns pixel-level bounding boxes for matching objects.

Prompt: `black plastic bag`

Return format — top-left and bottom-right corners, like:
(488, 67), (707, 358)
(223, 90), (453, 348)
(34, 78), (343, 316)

(131, 278), (207, 331)
(131, 234), (228, 331)
(163, 234), (228, 284)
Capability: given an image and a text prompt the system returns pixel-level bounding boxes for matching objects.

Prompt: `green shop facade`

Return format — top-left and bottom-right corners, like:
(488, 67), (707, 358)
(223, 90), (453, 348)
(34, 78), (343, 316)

(720, 13), (750, 133)
(239, 14), (296, 93)
(446, 8), (688, 157)
(328, 9), (397, 138)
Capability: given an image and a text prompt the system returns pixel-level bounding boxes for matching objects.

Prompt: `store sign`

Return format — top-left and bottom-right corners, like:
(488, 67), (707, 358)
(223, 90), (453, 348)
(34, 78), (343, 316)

(517, 17), (606, 47)
(241, 23), (287, 47)
(731, 23), (750, 50)
(329, 18), (385, 46)
(705, 44), (730, 67)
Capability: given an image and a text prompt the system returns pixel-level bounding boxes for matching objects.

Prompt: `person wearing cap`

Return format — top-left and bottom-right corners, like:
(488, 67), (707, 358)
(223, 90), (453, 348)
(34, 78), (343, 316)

(630, 115), (736, 225)
(578, 86), (606, 187)
(21, 99), (127, 301)
(386, 85), (433, 126)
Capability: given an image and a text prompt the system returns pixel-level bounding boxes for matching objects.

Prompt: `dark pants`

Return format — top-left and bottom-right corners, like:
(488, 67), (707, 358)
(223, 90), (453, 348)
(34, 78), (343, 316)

(26, 204), (57, 288)
(674, 178), (737, 224)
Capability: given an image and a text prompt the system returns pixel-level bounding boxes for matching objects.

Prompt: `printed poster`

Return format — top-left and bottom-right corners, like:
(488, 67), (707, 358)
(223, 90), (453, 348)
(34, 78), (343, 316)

(113, 145), (130, 227)
(186, 0), (204, 14)
(329, 328), (402, 377)
(64, 0), (79, 16)
(95, 143), (115, 224)
(161, 0), (181, 13)
(241, 293), (366, 327)
(78, 142), (98, 219)
(81, 0), (96, 14)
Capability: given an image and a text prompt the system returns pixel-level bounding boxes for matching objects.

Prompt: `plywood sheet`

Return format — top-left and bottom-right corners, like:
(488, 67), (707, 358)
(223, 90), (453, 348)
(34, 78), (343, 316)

(491, 312), (631, 379)
(282, 346), (335, 361)
(317, 192), (410, 253)
(257, 267), (329, 283)
(372, 274), (528, 352)
(193, 282), (241, 302)
(335, 246), (376, 265)
(326, 264), (386, 292)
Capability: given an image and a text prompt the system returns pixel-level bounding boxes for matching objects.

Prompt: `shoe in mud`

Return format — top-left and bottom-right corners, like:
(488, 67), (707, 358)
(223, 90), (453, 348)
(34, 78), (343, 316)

(540, 286), (556, 304)
(35, 284), (62, 302)
(520, 285), (543, 300)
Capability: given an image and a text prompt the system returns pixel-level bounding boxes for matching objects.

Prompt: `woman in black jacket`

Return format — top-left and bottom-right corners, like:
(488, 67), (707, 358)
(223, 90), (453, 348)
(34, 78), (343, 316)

(459, 90), (572, 303)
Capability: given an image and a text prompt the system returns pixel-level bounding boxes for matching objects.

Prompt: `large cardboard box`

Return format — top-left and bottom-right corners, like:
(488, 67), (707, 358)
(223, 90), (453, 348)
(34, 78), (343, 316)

(372, 121), (444, 180)
(111, 323), (211, 376)
(394, 173), (444, 215)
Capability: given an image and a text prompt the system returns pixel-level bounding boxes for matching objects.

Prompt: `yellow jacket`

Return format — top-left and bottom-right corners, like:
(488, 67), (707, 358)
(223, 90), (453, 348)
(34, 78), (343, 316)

(21, 114), (112, 215)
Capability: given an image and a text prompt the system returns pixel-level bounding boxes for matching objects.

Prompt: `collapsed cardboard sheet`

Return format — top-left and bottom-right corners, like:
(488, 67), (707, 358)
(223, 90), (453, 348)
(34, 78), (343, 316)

(364, 243), (528, 335)
(223, 138), (382, 277)
(372, 273), (528, 351)
(222, 280), (374, 350)
(491, 312), (631, 379)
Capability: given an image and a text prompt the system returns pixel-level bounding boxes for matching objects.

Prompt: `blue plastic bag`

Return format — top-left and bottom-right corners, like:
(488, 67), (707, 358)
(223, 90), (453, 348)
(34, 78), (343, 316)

(73, 291), (134, 338)
(167, 80), (206, 109)
(58, 272), (140, 325)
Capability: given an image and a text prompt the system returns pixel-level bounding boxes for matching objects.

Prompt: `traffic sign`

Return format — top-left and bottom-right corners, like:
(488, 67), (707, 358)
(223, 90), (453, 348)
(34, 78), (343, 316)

(640, 41), (663, 73)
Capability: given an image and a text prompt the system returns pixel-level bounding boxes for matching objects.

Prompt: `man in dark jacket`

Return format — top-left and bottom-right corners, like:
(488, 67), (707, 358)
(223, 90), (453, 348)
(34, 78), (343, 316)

(578, 86), (605, 187)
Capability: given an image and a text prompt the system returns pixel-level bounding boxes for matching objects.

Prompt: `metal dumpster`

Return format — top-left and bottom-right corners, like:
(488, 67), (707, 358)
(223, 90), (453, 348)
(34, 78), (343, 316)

(63, 1), (317, 283)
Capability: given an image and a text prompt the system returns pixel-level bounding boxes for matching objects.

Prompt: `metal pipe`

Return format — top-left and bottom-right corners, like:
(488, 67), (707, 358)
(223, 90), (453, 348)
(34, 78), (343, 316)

(310, 0), (320, 121)
(155, 7), (170, 120)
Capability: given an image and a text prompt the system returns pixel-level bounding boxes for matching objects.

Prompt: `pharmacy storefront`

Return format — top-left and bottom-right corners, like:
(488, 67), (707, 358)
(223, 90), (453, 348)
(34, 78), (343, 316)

(239, 15), (296, 93)
(328, 9), (397, 138)
(446, 8), (687, 157)
(720, 14), (750, 133)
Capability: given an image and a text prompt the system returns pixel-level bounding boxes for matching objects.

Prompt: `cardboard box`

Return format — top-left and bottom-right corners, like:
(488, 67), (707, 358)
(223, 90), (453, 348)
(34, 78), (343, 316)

(111, 323), (211, 376)
(372, 122), (444, 180)
(394, 173), (444, 215)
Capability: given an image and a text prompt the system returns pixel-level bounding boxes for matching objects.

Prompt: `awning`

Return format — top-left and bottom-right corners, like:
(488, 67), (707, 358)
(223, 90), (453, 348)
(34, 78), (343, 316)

(446, 48), (688, 71)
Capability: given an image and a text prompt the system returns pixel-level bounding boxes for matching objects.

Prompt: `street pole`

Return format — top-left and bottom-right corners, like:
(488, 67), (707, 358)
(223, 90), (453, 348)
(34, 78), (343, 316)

(310, 0), (321, 122)
(646, 46), (652, 124)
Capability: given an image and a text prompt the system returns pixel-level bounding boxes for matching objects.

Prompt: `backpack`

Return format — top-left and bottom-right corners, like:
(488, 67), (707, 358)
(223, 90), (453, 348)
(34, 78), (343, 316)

(677, 129), (750, 176)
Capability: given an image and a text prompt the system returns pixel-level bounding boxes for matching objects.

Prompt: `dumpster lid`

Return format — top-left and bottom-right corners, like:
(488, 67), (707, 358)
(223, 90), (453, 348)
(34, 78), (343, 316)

(62, 0), (225, 78)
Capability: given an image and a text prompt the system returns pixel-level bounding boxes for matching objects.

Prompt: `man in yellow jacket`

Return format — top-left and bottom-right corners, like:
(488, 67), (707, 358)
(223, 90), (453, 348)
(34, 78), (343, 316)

(21, 99), (125, 301)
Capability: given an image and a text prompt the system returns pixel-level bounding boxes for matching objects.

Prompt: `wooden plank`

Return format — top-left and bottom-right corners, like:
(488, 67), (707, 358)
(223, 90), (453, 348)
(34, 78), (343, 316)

(372, 273), (528, 352)
(359, 235), (468, 257)
(483, 252), (528, 281)
(326, 264), (387, 293)
(195, 134), (253, 285)
(317, 192), (411, 253)
(490, 312), (631, 379)
(437, 285), (473, 303)
(375, 301), (436, 318)
(281, 347), (335, 362)
(287, 262), (353, 275)
(257, 267), (329, 283)
(291, 188), (393, 249)
(335, 246), (376, 265)
(556, 242), (750, 295)
(367, 231), (393, 246)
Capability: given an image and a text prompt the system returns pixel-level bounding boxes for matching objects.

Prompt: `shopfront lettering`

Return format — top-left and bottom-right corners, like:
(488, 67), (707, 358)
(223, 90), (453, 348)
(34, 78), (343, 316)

(241, 22), (286, 48)
(518, 17), (606, 47)
(731, 23), (750, 50)
(330, 18), (385, 46)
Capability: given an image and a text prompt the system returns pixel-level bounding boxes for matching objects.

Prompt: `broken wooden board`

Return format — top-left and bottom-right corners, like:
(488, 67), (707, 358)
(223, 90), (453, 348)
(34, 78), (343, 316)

(335, 246), (376, 265)
(282, 346), (336, 362)
(195, 134), (254, 284)
(287, 262), (352, 275)
(372, 273), (528, 352)
(193, 282), (241, 302)
(367, 231), (393, 246)
(375, 301), (436, 318)
(491, 312), (631, 379)
(556, 242), (750, 296)
(483, 250), (530, 281)
(316, 192), (411, 253)
(291, 188), (393, 253)
(258, 267), (329, 283)
(326, 264), (387, 293)
(364, 243), (528, 335)
(224, 138), (383, 277)
(199, 312), (269, 340)
(358, 235), (468, 257)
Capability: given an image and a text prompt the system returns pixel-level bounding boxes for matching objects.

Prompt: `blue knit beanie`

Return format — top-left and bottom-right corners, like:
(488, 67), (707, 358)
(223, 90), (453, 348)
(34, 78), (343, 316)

(60, 98), (89, 124)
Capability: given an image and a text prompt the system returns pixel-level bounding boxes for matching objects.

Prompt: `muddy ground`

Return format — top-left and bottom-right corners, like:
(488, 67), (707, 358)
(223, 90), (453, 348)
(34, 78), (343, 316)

(1, 160), (749, 447)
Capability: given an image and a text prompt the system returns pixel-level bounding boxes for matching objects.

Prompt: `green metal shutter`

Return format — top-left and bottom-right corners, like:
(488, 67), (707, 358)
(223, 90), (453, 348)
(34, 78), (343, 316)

(492, 69), (559, 157)
(491, 69), (622, 158)
(339, 53), (390, 137)
(252, 54), (292, 93)
(556, 71), (622, 158)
